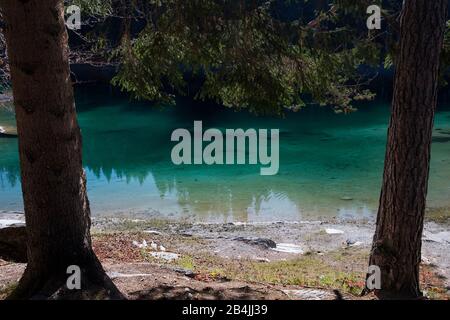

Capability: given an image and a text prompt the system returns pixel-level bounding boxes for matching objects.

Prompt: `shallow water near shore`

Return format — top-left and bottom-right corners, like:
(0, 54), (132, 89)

(1, 87), (450, 222)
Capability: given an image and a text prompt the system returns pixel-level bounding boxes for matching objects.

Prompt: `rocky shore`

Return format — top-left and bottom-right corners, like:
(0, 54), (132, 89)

(1, 212), (449, 300)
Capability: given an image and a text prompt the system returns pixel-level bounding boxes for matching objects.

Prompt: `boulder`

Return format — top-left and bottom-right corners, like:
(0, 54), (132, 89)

(0, 224), (27, 262)
(233, 237), (277, 249)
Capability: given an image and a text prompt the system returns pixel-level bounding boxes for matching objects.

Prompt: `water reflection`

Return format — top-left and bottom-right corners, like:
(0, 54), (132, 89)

(1, 91), (450, 222)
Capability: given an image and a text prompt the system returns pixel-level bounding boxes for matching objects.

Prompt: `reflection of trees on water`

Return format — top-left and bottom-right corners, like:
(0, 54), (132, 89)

(80, 123), (276, 220)
(79, 118), (387, 220)
(0, 115), (383, 221)
(0, 165), (19, 189)
(0, 117), (20, 188)
(0, 99), (397, 220)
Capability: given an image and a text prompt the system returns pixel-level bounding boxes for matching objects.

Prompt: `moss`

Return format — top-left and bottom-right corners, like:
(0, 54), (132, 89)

(425, 207), (450, 225)
(424, 286), (450, 300)
(177, 255), (196, 271)
(0, 282), (18, 299)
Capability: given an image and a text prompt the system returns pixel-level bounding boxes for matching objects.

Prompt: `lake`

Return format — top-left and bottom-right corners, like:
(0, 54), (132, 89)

(1, 87), (450, 222)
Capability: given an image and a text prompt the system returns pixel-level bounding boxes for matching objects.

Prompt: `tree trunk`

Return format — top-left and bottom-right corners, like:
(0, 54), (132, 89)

(368, 0), (448, 299)
(1, 0), (123, 299)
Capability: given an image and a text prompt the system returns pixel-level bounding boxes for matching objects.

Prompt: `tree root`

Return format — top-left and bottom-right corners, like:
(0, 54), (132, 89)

(7, 257), (125, 300)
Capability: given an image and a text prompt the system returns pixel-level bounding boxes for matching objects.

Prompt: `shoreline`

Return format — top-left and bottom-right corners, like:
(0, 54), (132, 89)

(1, 212), (449, 299)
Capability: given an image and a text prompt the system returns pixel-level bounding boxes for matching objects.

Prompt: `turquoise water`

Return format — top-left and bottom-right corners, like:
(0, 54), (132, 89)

(1, 88), (450, 222)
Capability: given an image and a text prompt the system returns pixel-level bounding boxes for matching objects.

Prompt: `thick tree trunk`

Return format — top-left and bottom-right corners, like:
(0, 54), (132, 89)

(1, 0), (123, 299)
(368, 0), (448, 299)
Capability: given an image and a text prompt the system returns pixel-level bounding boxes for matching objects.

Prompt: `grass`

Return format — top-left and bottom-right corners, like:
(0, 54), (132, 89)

(424, 286), (449, 300)
(226, 254), (366, 295)
(90, 226), (449, 299)
(161, 248), (369, 296)
(177, 255), (196, 271)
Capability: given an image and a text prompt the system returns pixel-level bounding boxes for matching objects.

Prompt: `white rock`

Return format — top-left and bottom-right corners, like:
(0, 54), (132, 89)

(150, 252), (179, 261)
(132, 240), (148, 249)
(283, 289), (335, 300)
(159, 245), (166, 252)
(272, 243), (304, 254)
(144, 230), (162, 235)
(421, 256), (432, 265)
(346, 241), (363, 247)
(150, 241), (158, 250)
(325, 228), (344, 235)
(423, 231), (450, 244)
(254, 257), (270, 263)
(0, 219), (24, 228)
(108, 271), (153, 279)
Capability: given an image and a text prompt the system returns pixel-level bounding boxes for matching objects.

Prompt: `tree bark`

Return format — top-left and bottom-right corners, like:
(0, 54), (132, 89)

(368, 0), (448, 299)
(1, 0), (123, 299)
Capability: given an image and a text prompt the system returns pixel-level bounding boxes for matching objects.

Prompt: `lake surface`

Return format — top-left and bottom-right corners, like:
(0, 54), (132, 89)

(1, 87), (450, 222)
